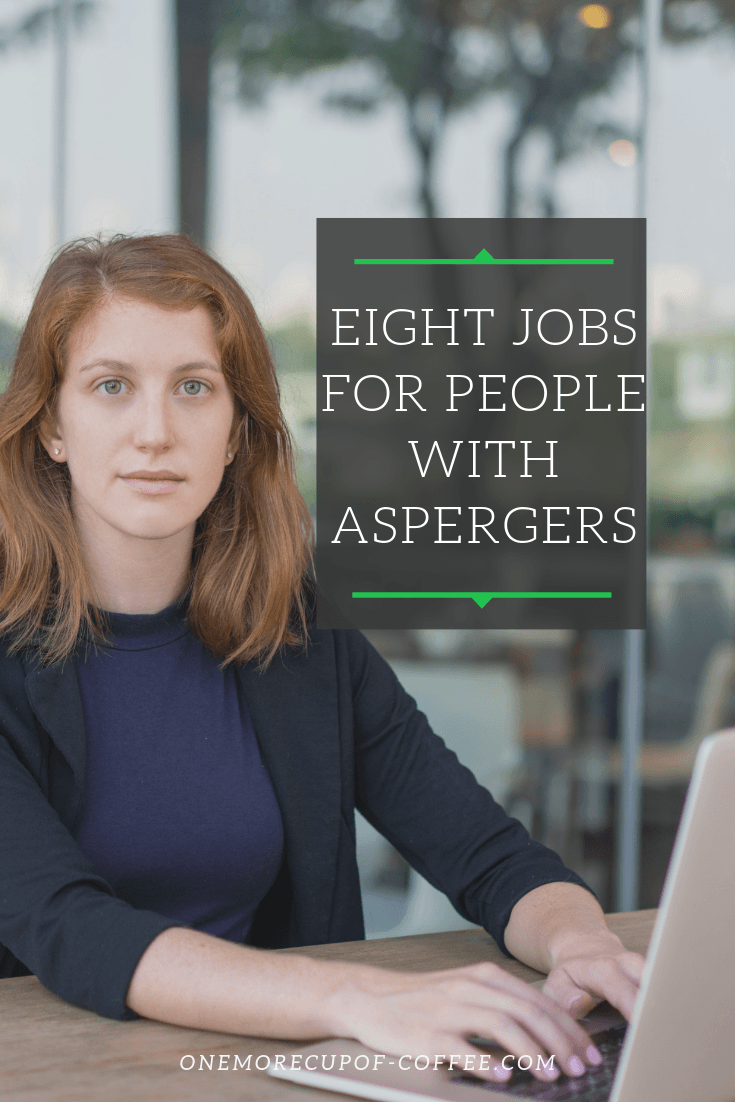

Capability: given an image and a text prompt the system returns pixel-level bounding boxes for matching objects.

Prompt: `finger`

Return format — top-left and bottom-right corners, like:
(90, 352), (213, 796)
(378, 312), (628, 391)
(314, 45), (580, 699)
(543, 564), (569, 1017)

(460, 967), (598, 1065)
(544, 950), (645, 1012)
(461, 1010), (563, 1082)
(618, 951), (646, 984)
(462, 992), (595, 1079)
(422, 960), (601, 1026)
(552, 957), (641, 1022)
(542, 972), (600, 1018)
(583, 955), (643, 1022)
(394, 982), (572, 1081)
(462, 963), (596, 1038)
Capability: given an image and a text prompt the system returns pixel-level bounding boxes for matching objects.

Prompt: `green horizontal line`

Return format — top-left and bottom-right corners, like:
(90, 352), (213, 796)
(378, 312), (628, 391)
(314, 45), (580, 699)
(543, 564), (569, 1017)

(352, 591), (612, 610)
(354, 250), (613, 267)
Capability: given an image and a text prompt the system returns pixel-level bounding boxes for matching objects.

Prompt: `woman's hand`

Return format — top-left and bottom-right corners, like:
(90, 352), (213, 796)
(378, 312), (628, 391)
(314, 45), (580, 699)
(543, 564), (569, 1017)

(327, 960), (604, 1085)
(541, 931), (646, 1022)
(503, 881), (647, 1028)
(127, 885), (646, 1089)
(126, 926), (595, 1085)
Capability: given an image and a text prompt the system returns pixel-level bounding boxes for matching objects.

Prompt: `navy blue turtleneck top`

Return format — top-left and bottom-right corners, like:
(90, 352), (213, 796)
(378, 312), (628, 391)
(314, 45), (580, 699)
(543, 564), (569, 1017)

(73, 599), (284, 944)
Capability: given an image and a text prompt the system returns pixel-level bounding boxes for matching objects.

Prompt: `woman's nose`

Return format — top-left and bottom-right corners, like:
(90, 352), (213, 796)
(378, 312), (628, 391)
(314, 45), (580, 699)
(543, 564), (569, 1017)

(132, 394), (175, 452)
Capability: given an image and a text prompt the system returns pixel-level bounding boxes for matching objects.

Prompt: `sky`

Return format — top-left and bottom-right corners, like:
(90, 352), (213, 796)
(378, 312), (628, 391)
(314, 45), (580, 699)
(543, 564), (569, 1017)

(0, 0), (734, 330)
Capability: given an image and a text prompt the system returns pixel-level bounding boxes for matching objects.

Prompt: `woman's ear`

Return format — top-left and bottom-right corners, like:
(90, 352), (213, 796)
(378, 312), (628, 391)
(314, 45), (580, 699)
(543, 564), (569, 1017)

(225, 410), (248, 464)
(38, 412), (65, 462)
(224, 432), (238, 465)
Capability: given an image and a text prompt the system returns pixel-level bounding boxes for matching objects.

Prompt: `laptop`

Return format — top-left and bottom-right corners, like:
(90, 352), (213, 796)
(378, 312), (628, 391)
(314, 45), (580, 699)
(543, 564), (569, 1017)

(268, 729), (735, 1102)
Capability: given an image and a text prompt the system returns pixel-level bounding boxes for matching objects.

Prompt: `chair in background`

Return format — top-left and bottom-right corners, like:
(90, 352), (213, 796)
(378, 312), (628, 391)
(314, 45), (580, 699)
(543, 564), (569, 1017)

(573, 639), (735, 788)
(558, 639), (735, 894)
(645, 576), (732, 742)
(497, 642), (576, 851)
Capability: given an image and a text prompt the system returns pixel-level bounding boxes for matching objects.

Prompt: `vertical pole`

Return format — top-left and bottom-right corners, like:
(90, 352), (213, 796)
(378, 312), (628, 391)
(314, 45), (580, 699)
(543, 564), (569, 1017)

(54, 0), (71, 245)
(636, 0), (663, 221)
(616, 0), (662, 913)
(175, 0), (215, 246)
(617, 630), (644, 910)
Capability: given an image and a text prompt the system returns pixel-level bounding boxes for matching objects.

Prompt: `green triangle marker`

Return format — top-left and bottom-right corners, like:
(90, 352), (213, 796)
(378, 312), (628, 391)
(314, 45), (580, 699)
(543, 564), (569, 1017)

(474, 249), (494, 263)
(472, 593), (494, 608)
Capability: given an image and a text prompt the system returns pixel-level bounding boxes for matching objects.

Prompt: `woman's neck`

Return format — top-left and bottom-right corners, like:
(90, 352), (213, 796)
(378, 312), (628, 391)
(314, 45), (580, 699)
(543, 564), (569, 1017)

(77, 519), (194, 615)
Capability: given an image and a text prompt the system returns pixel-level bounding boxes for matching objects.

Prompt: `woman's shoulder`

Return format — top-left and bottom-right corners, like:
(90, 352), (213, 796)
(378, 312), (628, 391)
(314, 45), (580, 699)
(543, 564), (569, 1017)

(0, 637), (49, 762)
(0, 629), (32, 664)
(0, 632), (44, 691)
(272, 591), (377, 683)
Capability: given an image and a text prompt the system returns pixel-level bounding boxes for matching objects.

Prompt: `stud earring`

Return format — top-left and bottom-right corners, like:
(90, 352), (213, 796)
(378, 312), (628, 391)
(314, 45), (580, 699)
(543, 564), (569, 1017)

(54, 448), (60, 456)
(227, 451), (232, 459)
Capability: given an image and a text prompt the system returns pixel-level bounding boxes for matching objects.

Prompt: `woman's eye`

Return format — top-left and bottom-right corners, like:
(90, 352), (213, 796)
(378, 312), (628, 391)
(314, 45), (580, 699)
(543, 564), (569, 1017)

(99, 379), (124, 395)
(180, 380), (207, 395)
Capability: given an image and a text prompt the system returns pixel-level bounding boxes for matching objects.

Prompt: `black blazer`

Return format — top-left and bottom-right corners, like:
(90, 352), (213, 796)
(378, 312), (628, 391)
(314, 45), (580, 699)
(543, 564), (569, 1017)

(0, 627), (589, 1020)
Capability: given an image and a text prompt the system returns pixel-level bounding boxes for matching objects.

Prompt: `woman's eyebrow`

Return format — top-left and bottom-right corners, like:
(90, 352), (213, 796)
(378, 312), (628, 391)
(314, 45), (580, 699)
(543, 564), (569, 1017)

(78, 358), (222, 374)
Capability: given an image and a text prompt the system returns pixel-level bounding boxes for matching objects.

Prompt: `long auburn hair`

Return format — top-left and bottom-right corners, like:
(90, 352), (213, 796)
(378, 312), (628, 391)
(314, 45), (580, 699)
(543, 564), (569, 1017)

(0, 234), (313, 667)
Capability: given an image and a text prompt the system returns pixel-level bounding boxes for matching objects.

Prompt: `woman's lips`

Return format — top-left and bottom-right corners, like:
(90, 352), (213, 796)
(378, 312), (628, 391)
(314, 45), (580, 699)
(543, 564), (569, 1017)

(120, 473), (184, 495)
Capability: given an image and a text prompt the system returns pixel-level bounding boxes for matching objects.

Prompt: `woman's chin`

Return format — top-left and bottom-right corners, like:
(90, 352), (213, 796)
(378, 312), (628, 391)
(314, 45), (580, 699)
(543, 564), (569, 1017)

(110, 515), (197, 544)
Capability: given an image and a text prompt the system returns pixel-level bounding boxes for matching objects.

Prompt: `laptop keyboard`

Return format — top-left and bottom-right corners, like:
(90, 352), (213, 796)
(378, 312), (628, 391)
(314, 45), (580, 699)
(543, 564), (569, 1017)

(449, 1024), (627, 1102)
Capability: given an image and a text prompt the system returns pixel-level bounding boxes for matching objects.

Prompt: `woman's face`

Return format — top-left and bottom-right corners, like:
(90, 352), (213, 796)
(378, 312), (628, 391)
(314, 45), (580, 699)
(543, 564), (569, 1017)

(42, 294), (237, 549)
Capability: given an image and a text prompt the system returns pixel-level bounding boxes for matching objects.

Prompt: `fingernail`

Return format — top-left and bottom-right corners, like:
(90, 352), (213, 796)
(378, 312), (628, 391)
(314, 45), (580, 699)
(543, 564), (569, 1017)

(493, 1065), (511, 1080)
(587, 1045), (603, 1065)
(544, 1066), (560, 1080)
(568, 1056), (585, 1077)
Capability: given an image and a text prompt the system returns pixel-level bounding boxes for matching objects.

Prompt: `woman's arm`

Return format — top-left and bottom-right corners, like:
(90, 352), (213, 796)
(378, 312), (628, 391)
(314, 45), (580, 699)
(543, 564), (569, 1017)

(335, 634), (645, 1045)
(342, 630), (595, 949)
(126, 925), (604, 1084)
(504, 882), (646, 1020)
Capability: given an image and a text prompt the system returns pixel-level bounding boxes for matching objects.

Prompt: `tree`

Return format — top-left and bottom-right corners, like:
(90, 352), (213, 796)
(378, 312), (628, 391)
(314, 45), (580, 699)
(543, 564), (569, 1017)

(214, 0), (482, 221)
(213, 0), (735, 221)
(1, 0), (94, 246)
(474, 0), (735, 217)
(0, 1), (93, 52)
(481, 0), (638, 217)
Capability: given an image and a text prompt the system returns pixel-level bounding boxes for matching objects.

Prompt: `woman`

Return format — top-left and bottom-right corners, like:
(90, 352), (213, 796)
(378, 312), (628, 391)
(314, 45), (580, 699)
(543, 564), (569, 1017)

(0, 234), (643, 1086)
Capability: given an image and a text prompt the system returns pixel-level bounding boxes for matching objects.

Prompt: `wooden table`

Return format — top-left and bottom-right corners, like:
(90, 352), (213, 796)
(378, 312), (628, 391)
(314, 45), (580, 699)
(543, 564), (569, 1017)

(0, 911), (656, 1102)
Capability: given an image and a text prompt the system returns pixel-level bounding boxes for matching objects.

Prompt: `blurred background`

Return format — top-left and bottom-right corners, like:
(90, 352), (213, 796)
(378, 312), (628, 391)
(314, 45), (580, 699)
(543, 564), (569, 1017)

(1, 0), (734, 934)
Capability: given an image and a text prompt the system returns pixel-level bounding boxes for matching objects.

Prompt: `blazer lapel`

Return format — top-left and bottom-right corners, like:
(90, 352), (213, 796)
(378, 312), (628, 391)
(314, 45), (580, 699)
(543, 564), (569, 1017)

(23, 656), (86, 793)
(235, 640), (343, 947)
